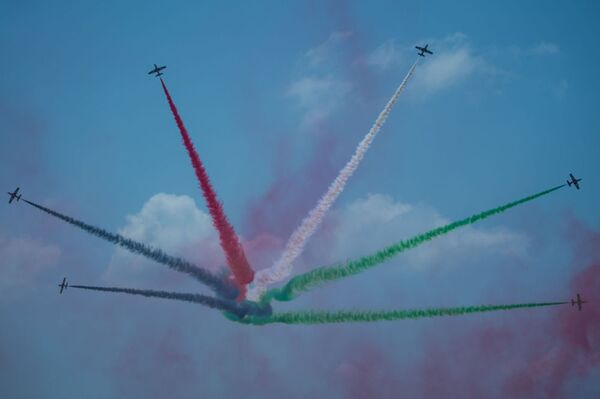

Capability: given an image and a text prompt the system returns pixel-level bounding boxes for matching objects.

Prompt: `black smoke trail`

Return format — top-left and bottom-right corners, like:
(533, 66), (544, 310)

(23, 198), (237, 299)
(71, 284), (272, 318)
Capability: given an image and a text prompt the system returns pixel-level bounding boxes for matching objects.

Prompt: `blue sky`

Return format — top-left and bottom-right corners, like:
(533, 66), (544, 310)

(1, 1), (599, 398)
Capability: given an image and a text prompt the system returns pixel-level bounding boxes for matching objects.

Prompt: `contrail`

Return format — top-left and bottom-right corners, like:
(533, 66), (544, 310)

(248, 60), (420, 301)
(240, 301), (568, 325)
(70, 284), (272, 318)
(160, 78), (254, 296)
(263, 184), (565, 302)
(22, 198), (238, 299)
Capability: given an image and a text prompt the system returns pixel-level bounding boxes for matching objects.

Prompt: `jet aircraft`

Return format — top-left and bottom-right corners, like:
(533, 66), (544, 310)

(415, 44), (433, 57)
(571, 293), (587, 311)
(7, 187), (21, 204)
(567, 173), (582, 190)
(58, 277), (68, 294)
(148, 64), (167, 77)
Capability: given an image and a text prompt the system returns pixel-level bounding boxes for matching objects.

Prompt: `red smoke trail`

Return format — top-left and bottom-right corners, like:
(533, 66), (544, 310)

(160, 78), (254, 298)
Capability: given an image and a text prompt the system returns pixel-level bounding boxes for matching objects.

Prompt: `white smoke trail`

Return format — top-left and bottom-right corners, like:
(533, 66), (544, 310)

(248, 60), (419, 300)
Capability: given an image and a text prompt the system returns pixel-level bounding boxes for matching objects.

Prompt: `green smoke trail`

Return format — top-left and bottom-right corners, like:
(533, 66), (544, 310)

(240, 301), (567, 325)
(263, 184), (565, 303)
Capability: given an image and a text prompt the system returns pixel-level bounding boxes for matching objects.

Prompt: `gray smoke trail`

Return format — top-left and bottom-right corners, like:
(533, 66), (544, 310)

(71, 284), (272, 318)
(23, 198), (237, 299)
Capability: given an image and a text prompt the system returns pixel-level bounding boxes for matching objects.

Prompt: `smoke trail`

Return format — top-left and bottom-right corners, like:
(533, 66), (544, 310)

(248, 60), (420, 301)
(240, 301), (568, 325)
(71, 284), (272, 318)
(22, 199), (238, 299)
(159, 79), (254, 295)
(264, 184), (565, 302)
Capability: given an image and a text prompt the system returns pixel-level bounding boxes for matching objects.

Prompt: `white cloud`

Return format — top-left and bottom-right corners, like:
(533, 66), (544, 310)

(369, 33), (500, 97)
(367, 40), (404, 70)
(0, 234), (60, 294)
(104, 191), (529, 290)
(441, 32), (468, 44)
(329, 193), (529, 269)
(103, 193), (224, 285)
(305, 31), (352, 67)
(508, 41), (560, 57)
(287, 76), (352, 127)
(286, 32), (356, 128)
(531, 42), (559, 55)
(337, 193), (412, 237)
(412, 46), (483, 95)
